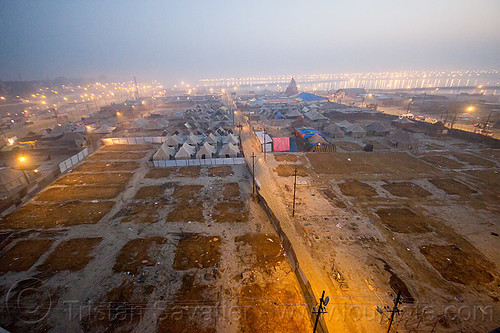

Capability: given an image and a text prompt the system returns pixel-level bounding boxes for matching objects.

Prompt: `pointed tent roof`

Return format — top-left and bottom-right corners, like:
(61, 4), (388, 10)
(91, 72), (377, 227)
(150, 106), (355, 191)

(306, 110), (328, 121)
(186, 134), (202, 145)
(285, 77), (299, 96)
(366, 121), (391, 132)
(219, 143), (239, 157)
(0, 167), (26, 186)
(144, 119), (165, 130)
(153, 145), (176, 160)
(345, 124), (366, 133)
(165, 134), (184, 146)
(206, 132), (220, 144)
(389, 129), (417, 145)
(133, 117), (149, 128)
(395, 117), (415, 124)
(175, 145), (194, 159)
(196, 143), (217, 159)
(74, 125), (88, 133)
(94, 124), (116, 134)
(284, 109), (302, 118)
(225, 133), (239, 144)
(324, 122), (344, 134)
(308, 133), (329, 145)
(335, 120), (352, 129)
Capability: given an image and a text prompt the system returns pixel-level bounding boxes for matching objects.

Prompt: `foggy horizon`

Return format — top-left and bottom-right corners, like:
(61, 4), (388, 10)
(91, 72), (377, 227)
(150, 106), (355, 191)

(1, 0), (500, 84)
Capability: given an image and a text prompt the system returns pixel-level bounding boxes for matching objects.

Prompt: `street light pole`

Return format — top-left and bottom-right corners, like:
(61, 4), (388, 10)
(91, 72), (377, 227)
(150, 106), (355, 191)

(17, 156), (29, 184)
(292, 167), (297, 217)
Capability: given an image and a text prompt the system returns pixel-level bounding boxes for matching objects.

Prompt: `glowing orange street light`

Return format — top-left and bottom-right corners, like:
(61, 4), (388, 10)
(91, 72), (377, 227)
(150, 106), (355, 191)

(17, 156), (29, 183)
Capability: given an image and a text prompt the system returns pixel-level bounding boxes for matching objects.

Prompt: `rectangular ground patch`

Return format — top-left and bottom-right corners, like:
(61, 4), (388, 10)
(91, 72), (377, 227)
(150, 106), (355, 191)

(420, 155), (465, 169)
(382, 181), (431, 198)
(54, 172), (133, 185)
(167, 201), (205, 222)
(452, 153), (497, 168)
(157, 274), (217, 333)
(274, 164), (309, 177)
(235, 234), (284, 267)
(74, 161), (140, 172)
(88, 151), (148, 160)
(0, 239), (55, 272)
(207, 166), (234, 177)
(212, 202), (248, 223)
(322, 189), (347, 208)
(114, 201), (165, 223)
(376, 208), (432, 233)
(145, 168), (175, 179)
(133, 185), (167, 200)
(420, 244), (494, 285)
(37, 238), (102, 272)
(222, 182), (240, 200)
(1, 201), (114, 229)
(338, 180), (377, 197)
(36, 185), (124, 201)
(100, 144), (153, 152)
(113, 237), (168, 275)
(172, 234), (221, 270)
(429, 178), (477, 196)
(307, 152), (435, 177)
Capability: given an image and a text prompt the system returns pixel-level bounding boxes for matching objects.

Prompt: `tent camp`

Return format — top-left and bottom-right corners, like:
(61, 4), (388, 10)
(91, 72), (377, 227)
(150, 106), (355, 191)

(323, 123), (345, 138)
(335, 120), (352, 130)
(186, 134), (203, 146)
(365, 122), (391, 136)
(165, 134), (185, 148)
(224, 133), (240, 145)
(206, 132), (220, 145)
(94, 124), (116, 134)
(284, 109), (302, 118)
(388, 130), (418, 149)
(133, 117), (149, 129)
(308, 133), (329, 145)
(153, 145), (176, 160)
(345, 124), (366, 138)
(392, 117), (416, 129)
(219, 143), (239, 157)
(304, 110), (328, 121)
(293, 92), (328, 102)
(196, 142), (216, 159)
(175, 143), (195, 159)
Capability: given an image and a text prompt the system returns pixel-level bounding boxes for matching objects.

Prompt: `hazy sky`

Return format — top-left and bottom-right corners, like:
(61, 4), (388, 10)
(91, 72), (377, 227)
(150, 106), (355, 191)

(1, 0), (499, 84)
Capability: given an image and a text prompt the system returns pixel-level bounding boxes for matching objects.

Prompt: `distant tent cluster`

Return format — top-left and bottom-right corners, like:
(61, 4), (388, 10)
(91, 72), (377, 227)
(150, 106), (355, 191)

(153, 133), (241, 160)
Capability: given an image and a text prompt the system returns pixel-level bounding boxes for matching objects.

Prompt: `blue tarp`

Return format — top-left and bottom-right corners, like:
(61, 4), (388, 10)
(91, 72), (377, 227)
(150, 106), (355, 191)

(276, 112), (283, 119)
(297, 128), (325, 139)
(293, 92), (328, 102)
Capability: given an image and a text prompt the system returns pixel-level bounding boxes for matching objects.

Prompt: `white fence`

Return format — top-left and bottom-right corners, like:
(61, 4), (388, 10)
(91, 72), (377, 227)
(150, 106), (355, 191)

(58, 148), (89, 173)
(101, 137), (167, 145)
(153, 157), (245, 167)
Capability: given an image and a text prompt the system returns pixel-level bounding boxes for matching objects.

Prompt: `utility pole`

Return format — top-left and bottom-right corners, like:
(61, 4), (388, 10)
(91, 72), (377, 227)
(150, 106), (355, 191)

(386, 291), (402, 333)
(313, 290), (328, 333)
(251, 152), (256, 195)
(292, 167), (297, 217)
(134, 76), (139, 100)
(263, 129), (267, 161)
(17, 156), (29, 184)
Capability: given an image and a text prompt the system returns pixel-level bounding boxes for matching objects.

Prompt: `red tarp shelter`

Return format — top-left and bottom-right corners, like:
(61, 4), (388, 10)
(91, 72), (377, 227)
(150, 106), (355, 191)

(272, 137), (290, 152)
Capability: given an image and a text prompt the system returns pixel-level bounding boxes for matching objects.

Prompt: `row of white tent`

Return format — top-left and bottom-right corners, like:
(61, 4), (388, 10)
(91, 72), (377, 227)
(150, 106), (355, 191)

(153, 140), (241, 160)
(161, 132), (239, 147)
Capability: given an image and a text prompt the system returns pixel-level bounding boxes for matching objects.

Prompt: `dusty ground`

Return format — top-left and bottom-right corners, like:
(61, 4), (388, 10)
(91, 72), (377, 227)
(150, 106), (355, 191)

(267, 141), (500, 332)
(0, 143), (312, 332)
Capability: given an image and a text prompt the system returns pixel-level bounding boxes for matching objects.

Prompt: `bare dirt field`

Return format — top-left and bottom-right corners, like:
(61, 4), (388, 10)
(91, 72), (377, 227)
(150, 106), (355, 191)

(274, 164), (310, 177)
(420, 244), (494, 284)
(338, 179), (378, 197)
(382, 181), (432, 198)
(429, 178), (477, 196)
(0, 201), (115, 228)
(452, 153), (497, 167)
(36, 185), (124, 201)
(88, 151), (149, 160)
(0, 143), (315, 332)
(376, 208), (433, 233)
(420, 154), (465, 169)
(0, 239), (55, 272)
(74, 161), (140, 172)
(307, 152), (436, 177)
(54, 172), (133, 185)
(37, 238), (102, 272)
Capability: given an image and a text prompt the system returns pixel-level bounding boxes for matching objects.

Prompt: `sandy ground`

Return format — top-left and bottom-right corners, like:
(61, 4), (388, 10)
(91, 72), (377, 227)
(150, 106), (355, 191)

(0, 143), (312, 332)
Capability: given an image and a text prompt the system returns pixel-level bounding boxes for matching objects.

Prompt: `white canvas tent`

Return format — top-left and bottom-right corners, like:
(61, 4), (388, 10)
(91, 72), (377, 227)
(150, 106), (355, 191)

(219, 143), (239, 157)
(196, 142), (216, 159)
(153, 145), (176, 160)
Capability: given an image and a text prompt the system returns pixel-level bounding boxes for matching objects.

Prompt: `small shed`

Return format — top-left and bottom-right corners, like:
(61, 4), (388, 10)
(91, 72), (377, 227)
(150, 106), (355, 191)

(323, 123), (345, 138)
(345, 124), (367, 138)
(388, 130), (418, 149)
(365, 122), (391, 136)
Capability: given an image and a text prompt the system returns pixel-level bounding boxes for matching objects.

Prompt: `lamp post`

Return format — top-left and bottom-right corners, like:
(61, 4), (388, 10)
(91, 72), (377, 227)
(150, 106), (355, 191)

(17, 156), (29, 183)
